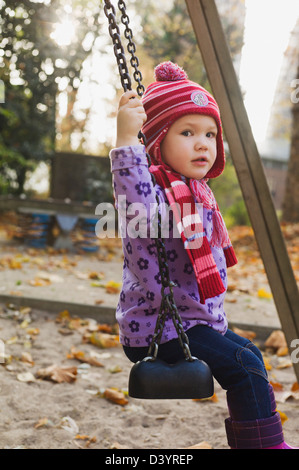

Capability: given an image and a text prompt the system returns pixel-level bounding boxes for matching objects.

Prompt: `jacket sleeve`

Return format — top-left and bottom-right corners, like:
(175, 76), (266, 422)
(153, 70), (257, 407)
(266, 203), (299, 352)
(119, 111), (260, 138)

(109, 145), (170, 239)
(110, 144), (167, 205)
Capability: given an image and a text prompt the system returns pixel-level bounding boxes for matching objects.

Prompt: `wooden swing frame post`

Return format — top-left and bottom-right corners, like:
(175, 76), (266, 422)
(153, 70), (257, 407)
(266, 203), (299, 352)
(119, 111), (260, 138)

(185, 0), (299, 381)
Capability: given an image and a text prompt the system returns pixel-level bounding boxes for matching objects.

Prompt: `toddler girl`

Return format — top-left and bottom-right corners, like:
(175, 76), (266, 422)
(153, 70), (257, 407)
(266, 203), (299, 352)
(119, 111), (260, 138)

(109, 61), (297, 449)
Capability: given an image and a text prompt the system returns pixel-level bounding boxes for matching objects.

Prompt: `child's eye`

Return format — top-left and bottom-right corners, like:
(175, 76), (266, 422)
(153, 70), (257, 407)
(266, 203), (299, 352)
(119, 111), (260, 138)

(181, 130), (192, 137)
(207, 131), (217, 138)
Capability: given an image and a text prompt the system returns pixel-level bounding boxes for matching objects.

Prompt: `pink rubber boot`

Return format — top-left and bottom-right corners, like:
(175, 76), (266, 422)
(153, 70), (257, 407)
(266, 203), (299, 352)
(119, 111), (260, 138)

(267, 442), (298, 449)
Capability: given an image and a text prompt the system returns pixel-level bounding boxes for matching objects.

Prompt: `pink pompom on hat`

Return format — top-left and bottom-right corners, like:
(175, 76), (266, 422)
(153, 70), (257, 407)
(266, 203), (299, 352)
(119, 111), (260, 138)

(141, 61), (225, 179)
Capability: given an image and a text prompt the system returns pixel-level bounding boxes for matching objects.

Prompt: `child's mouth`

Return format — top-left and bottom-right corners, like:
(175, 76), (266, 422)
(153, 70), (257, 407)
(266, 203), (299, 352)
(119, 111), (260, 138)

(192, 157), (208, 165)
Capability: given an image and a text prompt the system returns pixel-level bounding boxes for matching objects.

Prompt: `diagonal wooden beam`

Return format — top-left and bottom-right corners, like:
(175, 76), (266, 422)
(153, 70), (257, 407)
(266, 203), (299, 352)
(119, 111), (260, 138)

(185, 0), (299, 381)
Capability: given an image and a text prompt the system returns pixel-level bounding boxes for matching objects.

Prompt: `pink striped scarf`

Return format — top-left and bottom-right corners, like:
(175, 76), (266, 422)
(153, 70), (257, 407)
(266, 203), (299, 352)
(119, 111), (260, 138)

(149, 165), (237, 304)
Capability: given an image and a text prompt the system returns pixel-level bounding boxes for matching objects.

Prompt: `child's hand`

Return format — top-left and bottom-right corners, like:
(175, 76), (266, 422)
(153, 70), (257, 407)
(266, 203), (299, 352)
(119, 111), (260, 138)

(116, 90), (147, 148)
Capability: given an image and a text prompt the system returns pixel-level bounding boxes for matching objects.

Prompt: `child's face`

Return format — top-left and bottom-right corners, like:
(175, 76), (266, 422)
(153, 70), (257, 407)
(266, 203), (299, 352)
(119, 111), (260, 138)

(160, 114), (218, 180)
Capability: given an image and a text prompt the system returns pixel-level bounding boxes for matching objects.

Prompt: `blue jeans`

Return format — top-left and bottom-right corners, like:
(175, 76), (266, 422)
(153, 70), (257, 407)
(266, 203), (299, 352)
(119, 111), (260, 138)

(123, 325), (272, 421)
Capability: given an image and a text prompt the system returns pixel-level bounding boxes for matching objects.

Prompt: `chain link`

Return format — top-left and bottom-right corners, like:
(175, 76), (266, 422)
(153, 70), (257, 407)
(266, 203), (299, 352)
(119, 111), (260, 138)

(103, 0), (132, 91)
(103, 0), (193, 362)
(117, 0), (145, 97)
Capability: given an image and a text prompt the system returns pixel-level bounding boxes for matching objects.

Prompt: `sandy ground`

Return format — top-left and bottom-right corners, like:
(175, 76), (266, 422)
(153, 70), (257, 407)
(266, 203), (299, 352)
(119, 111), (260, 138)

(0, 225), (299, 450)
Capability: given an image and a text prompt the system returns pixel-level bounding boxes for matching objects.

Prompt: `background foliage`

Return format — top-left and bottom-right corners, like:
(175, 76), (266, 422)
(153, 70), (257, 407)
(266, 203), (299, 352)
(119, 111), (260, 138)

(0, 0), (102, 194)
(0, 0), (250, 225)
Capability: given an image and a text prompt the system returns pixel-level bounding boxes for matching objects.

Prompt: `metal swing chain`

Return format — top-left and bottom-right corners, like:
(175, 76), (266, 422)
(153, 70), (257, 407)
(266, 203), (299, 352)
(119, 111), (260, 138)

(103, 0), (132, 92)
(103, 0), (194, 362)
(118, 0), (145, 98)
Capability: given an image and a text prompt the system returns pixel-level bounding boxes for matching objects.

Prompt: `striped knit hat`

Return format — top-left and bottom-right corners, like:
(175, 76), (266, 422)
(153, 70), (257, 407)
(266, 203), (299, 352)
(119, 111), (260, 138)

(142, 61), (225, 179)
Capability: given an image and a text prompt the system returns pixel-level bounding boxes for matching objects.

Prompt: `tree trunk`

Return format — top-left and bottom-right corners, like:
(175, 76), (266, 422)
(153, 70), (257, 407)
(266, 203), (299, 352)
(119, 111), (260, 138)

(282, 66), (299, 222)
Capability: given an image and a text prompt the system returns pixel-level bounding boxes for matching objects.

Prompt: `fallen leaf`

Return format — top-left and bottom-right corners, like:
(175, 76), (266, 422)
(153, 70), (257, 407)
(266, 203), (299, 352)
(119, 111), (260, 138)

(0, 352), (12, 365)
(59, 416), (79, 434)
(270, 381), (283, 391)
(34, 418), (53, 429)
(17, 372), (36, 383)
(258, 288), (272, 299)
(36, 271), (64, 283)
(19, 319), (30, 329)
(29, 277), (51, 287)
(263, 357), (272, 371)
(265, 330), (287, 351)
(105, 281), (122, 294)
(275, 388), (299, 403)
(56, 310), (71, 323)
(21, 352), (34, 366)
(276, 359), (293, 369)
(225, 297), (237, 303)
(58, 328), (74, 336)
(68, 317), (89, 331)
(108, 365), (122, 374)
(103, 388), (128, 406)
(8, 290), (23, 296)
(185, 441), (213, 449)
(88, 271), (105, 280)
(26, 327), (40, 336)
(277, 346), (289, 357)
(67, 347), (104, 367)
(36, 364), (77, 383)
(277, 410), (288, 425)
(97, 323), (114, 333)
(110, 442), (128, 449)
(85, 331), (119, 349)
(9, 259), (22, 269)
(291, 382), (299, 392)
(6, 336), (18, 345)
(90, 280), (122, 294)
(193, 393), (218, 403)
(20, 306), (32, 316)
(232, 327), (256, 341)
(74, 434), (97, 446)
(227, 283), (237, 292)
(74, 271), (90, 280)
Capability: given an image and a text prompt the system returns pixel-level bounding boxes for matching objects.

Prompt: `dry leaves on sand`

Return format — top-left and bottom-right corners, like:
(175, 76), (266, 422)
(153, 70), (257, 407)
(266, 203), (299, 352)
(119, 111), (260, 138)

(74, 435), (97, 448)
(265, 330), (288, 356)
(185, 441), (213, 449)
(90, 280), (122, 294)
(102, 388), (129, 406)
(83, 331), (120, 349)
(17, 372), (36, 383)
(36, 364), (77, 383)
(272, 382), (299, 404)
(232, 327), (257, 341)
(34, 417), (54, 429)
(21, 351), (34, 366)
(66, 346), (104, 367)
(193, 393), (218, 403)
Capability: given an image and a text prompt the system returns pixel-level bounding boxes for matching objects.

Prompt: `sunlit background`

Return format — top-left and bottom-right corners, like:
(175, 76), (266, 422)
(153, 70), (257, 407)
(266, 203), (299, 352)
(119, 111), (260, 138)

(3, 0), (299, 203)
(240, 0), (299, 144)
(51, 0), (299, 149)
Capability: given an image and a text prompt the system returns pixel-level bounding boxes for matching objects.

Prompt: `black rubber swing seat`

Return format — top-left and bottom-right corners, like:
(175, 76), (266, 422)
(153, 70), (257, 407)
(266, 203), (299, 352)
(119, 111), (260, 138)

(128, 356), (214, 400)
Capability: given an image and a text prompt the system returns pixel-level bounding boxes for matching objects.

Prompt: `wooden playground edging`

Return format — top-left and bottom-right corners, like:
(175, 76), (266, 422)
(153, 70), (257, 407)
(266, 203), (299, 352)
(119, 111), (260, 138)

(0, 294), (280, 342)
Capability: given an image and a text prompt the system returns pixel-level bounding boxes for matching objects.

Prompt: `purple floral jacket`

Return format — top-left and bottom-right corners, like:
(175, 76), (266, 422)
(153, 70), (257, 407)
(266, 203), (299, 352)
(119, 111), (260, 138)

(109, 145), (228, 348)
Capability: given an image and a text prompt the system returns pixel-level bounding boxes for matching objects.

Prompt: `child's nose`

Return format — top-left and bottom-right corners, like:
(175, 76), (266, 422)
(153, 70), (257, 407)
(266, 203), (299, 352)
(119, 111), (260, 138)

(195, 135), (208, 150)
